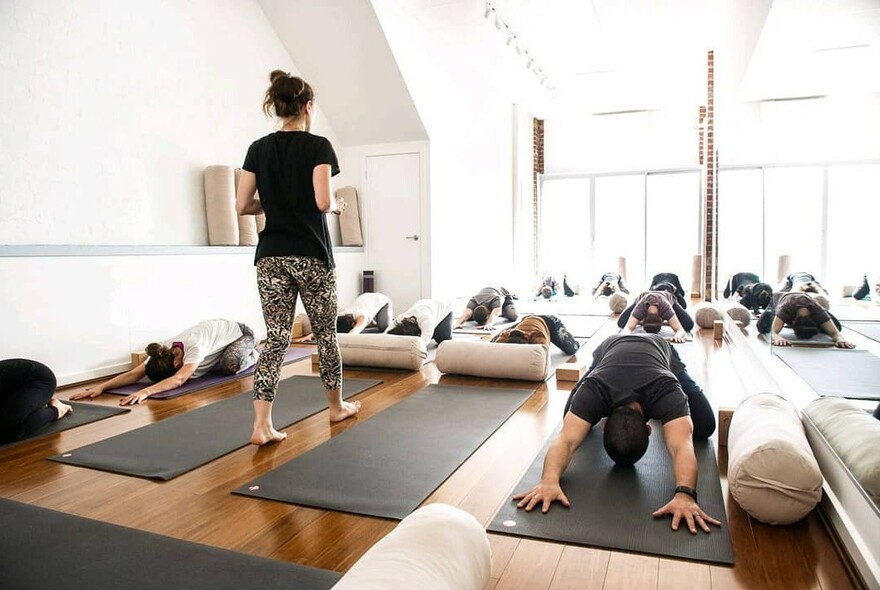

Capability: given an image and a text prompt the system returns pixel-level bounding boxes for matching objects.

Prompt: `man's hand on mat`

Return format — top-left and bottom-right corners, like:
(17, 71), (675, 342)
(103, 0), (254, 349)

(834, 338), (855, 349)
(652, 497), (721, 534)
(69, 386), (103, 400)
(513, 481), (571, 513)
(772, 336), (792, 346)
(669, 331), (687, 344)
(119, 392), (149, 406)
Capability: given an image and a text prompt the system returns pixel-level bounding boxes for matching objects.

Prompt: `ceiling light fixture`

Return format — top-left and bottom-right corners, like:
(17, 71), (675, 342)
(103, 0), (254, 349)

(483, 1), (554, 93)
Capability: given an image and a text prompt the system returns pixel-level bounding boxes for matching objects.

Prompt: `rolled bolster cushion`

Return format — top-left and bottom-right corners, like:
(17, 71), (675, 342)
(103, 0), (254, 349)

(204, 165), (239, 246)
(295, 313), (312, 336)
(609, 293), (628, 314)
(337, 333), (426, 371)
(728, 393), (823, 525)
(333, 503), (491, 590)
(693, 302), (723, 329)
(435, 340), (550, 381)
(805, 397), (880, 501)
(721, 302), (752, 327)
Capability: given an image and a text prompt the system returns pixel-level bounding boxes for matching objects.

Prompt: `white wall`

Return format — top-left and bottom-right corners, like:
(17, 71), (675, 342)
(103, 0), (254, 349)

(0, 0), (366, 384)
(0, 0), (344, 246)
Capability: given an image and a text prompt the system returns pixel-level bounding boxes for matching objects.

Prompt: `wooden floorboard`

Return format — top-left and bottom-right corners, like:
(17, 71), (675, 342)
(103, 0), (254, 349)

(0, 328), (866, 589)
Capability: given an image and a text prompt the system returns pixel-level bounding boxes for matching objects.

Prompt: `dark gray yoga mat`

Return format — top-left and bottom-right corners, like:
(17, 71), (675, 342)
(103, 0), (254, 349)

(234, 384), (533, 519)
(759, 328), (835, 347)
(0, 498), (340, 590)
(488, 422), (733, 565)
(558, 314), (609, 338)
(773, 347), (880, 400)
(845, 321), (880, 345)
(0, 402), (129, 449)
(105, 347), (313, 399)
(50, 377), (381, 480)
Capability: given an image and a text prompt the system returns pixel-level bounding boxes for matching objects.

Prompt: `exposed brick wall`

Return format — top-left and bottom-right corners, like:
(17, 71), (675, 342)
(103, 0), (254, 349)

(533, 118), (544, 276)
(703, 50), (716, 301)
(698, 106), (706, 166)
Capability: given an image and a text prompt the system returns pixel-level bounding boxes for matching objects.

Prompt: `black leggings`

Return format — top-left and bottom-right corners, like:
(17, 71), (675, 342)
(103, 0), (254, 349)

(723, 272), (761, 298)
(563, 351), (716, 440)
(616, 301), (695, 332)
(431, 312), (454, 344)
(539, 315), (581, 355)
(0, 359), (58, 443)
(756, 309), (842, 335)
(650, 273), (687, 309)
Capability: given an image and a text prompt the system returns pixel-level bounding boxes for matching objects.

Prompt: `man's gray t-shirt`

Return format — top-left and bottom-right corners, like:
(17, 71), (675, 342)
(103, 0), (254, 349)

(568, 334), (688, 425)
(467, 287), (509, 311)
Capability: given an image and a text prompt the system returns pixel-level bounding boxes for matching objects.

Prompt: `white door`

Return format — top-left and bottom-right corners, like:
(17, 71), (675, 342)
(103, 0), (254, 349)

(365, 153), (422, 315)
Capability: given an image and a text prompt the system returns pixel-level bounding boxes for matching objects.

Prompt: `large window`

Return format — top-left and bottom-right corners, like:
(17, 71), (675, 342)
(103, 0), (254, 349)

(717, 169), (764, 290)
(826, 164), (880, 288)
(645, 172), (701, 287)
(537, 178), (590, 281)
(763, 167), (824, 282)
(594, 175), (645, 284)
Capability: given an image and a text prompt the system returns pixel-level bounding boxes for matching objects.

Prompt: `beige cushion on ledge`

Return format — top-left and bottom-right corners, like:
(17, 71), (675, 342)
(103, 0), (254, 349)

(693, 302), (723, 329)
(337, 333), (426, 371)
(204, 165), (239, 245)
(805, 397), (880, 501)
(728, 393), (822, 525)
(608, 293), (628, 314)
(333, 503), (490, 590)
(722, 302), (752, 327)
(435, 340), (550, 381)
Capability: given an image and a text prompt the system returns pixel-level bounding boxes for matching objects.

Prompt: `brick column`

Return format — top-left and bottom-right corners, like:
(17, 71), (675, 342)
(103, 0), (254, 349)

(533, 118), (544, 276)
(703, 51), (716, 301)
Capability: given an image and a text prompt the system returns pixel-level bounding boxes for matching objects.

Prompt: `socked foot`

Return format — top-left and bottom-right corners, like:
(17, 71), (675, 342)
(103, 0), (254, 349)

(329, 400), (361, 423)
(250, 425), (287, 446)
(50, 398), (73, 420)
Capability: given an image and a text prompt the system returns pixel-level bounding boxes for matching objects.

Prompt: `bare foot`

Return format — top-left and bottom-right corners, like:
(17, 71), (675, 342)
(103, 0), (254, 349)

(50, 398), (73, 420)
(329, 400), (361, 423)
(250, 426), (287, 446)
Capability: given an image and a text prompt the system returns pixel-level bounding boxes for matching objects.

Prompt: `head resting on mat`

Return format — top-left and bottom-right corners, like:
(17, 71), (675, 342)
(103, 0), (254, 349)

(604, 404), (650, 466)
(263, 70), (315, 123)
(336, 313), (356, 333)
(601, 284), (613, 297)
(791, 313), (819, 340)
(388, 316), (421, 337)
(472, 304), (490, 325)
(753, 283), (772, 310)
(541, 286), (553, 299)
(144, 342), (182, 382)
(642, 311), (663, 334)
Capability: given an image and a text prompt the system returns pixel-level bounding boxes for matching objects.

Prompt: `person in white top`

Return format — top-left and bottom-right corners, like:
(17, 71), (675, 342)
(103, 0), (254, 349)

(336, 292), (393, 334)
(70, 319), (257, 406)
(386, 299), (454, 346)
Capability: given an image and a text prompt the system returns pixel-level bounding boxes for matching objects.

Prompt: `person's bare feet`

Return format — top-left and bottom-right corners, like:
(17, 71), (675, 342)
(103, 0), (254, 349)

(250, 425), (287, 446)
(50, 398), (73, 420)
(329, 400), (361, 423)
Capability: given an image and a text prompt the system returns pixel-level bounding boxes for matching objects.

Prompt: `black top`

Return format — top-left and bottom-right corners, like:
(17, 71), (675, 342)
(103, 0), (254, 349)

(568, 334), (689, 425)
(243, 131), (340, 267)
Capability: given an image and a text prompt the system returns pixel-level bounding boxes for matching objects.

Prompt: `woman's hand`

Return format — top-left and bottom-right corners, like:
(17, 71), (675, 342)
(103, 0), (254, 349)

(70, 386), (103, 400)
(120, 392), (150, 406)
(332, 195), (347, 216)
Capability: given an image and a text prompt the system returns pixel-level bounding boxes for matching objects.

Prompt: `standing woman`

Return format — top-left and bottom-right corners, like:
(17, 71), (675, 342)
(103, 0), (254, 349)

(236, 70), (359, 446)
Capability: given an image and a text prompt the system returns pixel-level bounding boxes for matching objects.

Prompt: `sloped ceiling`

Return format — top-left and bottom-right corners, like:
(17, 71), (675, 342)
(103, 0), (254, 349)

(258, 0), (427, 145)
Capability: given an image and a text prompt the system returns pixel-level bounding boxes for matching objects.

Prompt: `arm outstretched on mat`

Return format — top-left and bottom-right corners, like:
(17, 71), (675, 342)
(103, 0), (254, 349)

(651, 416), (721, 535)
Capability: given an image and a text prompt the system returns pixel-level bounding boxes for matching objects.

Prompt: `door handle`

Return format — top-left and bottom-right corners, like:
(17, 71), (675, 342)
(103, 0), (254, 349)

(405, 235), (420, 241)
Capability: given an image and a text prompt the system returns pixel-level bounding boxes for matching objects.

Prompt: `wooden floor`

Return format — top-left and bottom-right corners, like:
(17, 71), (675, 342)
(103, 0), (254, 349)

(2, 304), (874, 589)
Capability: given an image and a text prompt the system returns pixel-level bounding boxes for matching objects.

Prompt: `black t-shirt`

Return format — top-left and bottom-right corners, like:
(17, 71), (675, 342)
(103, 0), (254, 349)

(568, 334), (689, 425)
(242, 131), (340, 267)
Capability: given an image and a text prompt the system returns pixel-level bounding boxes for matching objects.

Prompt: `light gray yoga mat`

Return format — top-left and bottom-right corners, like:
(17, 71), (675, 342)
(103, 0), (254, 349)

(0, 402), (129, 449)
(49, 377), (381, 480)
(234, 384), (533, 519)
(453, 319), (518, 334)
(845, 321), (880, 345)
(558, 314), (610, 338)
(488, 422), (733, 565)
(0, 498), (340, 590)
(773, 347), (880, 401)
(760, 328), (835, 347)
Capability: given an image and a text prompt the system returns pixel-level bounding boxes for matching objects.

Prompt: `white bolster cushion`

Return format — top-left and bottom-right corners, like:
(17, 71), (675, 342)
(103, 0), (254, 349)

(435, 340), (550, 381)
(338, 333), (426, 371)
(693, 302), (723, 329)
(721, 302), (752, 327)
(805, 397), (880, 501)
(608, 293), (628, 314)
(728, 393), (823, 524)
(333, 503), (490, 590)
(204, 165), (239, 246)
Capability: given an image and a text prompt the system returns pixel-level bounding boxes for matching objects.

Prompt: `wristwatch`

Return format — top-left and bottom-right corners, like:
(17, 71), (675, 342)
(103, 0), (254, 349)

(674, 485), (698, 502)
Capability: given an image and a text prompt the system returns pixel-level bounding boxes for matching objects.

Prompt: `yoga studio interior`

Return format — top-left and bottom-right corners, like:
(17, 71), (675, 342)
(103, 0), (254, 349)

(3, 1), (880, 589)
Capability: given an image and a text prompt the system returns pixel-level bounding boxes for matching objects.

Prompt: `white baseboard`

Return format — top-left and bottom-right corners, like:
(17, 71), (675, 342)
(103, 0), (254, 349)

(58, 362), (131, 388)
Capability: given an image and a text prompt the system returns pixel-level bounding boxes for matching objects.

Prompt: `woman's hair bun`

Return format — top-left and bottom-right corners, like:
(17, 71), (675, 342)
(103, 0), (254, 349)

(269, 69), (289, 84)
(145, 342), (164, 357)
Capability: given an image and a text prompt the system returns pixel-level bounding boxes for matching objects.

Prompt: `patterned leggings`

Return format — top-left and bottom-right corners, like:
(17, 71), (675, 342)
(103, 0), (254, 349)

(254, 256), (341, 402)
(216, 323), (256, 375)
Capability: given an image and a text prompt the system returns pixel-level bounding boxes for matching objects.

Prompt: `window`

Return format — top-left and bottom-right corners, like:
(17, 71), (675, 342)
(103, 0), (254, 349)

(537, 178), (590, 281)
(826, 164), (880, 289)
(763, 167), (824, 282)
(717, 168), (764, 291)
(595, 175), (646, 285)
(645, 172), (701, 287)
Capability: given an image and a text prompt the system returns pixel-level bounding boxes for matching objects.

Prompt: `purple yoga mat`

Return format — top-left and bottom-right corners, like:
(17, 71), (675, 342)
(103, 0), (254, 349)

(105, 347), (313, 400)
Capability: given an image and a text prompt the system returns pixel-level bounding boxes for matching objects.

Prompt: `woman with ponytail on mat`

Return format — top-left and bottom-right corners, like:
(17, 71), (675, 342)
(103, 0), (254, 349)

(71, 319), (257, 406)
(236, 70), (359, 446)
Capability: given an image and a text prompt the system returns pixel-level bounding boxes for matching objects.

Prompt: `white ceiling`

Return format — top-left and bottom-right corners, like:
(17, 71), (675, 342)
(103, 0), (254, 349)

(376, 0), (880, 116)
